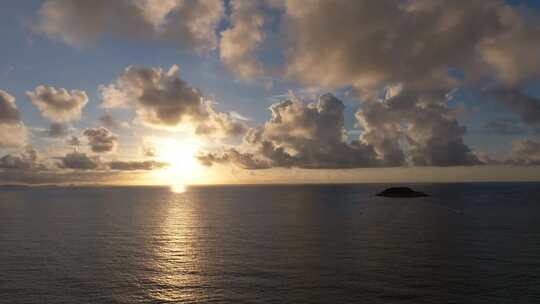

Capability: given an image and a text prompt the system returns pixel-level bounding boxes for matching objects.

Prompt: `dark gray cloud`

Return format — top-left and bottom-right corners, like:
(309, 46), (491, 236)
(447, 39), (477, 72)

(83, 127), (118, 153)
(0, 146), (45, 170)
(274, 0), (540, 95)
(107, 160), (169, 171)
(484, 118), (528, 135)
(220, 1), (540, 160)
(0, 170), (125, 185)
(200, 92), (482, 169)
(0, 90), (28, 148)
(1, 148), (168, 185)
(356, 88), (481, 166)
(197, 148), (271, 169)
(0, 90), (20, 124)
(57, 151), (101, 170)
(32, 0), (224, 52)
(486, 88), (540, 126)
(56, 152), (168, 172)
(100, 64), (246, 137)
(31, 151), (168, 173)
(199, 93), (382, 169)
(40, 123), (70, 138)
(26, 85), (88, 123)
(99, 114), (129, 129)
(273, 0), (540, 135)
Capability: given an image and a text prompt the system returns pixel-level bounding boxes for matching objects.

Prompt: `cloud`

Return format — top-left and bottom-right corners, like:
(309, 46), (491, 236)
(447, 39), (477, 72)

(199, 93), (382, 169)
(0, 146), (45, 170)
(16, 0), (540, 177)
(197, 148), (271, 169)
(475, 9), (540, 86)
(0, 170), (124, 185)
(0, 147), (168, 184)
(107, 160), (169, 171)
(0, 90), (28, 148)
(39, 123), (70, 138)
(274, 1), (540, 96)
(83, 127), (118, 153)
(271, 1), (540, 113)
(31, 0), (224, 52)
(484, 118), (528, 135)
(100, 64), (246, 137)
(356, 88), (482, 166)
(6, 148), (167, 174)
(486, 88), (540, 126)
(210, 1), (540, 168)
(219, 0), (266, 78)
(194, 108), (247, 137)
(26, 85), (88, 123)
(220, 1), (540, 148)
(0, 125), (29, 149)
(99, 114), (129, 129)
(229, 111), (251, 121)
(200, 92), (482, 169)
(0, 90), (21, 124)
(57, 151), (101, 170)
(66, 136), (81, 146)
(507, 139), (540, 165)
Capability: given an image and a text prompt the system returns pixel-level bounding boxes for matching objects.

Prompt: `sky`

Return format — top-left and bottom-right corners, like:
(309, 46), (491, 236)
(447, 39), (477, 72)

(1, 0), (540, 186)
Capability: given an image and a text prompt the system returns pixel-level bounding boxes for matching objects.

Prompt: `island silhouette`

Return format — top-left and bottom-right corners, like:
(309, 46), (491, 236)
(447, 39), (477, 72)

(376, 187), (429, 197)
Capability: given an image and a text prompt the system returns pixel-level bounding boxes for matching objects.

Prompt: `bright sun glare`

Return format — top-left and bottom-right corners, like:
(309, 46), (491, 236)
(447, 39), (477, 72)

(146, 137), (204, 189)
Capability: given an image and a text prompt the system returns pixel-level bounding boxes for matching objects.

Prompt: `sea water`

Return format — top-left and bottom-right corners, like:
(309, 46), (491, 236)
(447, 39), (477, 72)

(1, 183), (539, 303)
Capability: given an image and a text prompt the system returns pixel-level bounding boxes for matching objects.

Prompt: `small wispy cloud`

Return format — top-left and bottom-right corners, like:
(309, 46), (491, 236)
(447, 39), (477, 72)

(229, 111), (251, 121)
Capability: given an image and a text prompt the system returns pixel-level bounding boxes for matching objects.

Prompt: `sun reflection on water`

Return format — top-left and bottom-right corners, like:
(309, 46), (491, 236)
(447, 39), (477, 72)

(170, 184), (187, 193)
(144, 188), (204, 302)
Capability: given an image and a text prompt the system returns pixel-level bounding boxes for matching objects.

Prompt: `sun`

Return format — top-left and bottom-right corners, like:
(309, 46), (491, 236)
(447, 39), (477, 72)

(159, 139), (199, 172)
(145, 137), (205, 187)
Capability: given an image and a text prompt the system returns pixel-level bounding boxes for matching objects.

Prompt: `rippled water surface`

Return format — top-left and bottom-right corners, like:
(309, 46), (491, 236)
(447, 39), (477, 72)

(1, 183), (540, 303)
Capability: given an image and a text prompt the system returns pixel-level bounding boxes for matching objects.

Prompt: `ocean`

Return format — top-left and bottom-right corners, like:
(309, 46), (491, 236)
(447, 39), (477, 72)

(1, 183), (539, 303)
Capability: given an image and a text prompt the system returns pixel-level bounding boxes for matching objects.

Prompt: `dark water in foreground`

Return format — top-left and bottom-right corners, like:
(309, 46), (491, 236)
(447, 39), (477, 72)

(1, 183), (540, 303)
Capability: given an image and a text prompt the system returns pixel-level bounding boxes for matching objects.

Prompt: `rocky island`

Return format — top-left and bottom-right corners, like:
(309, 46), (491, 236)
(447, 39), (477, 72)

(376, 187), (429, 197)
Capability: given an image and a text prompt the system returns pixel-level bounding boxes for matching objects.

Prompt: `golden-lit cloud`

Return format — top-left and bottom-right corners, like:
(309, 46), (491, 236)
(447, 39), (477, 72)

(26, 85), (88, 123)
(220, 0), (266, 78)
